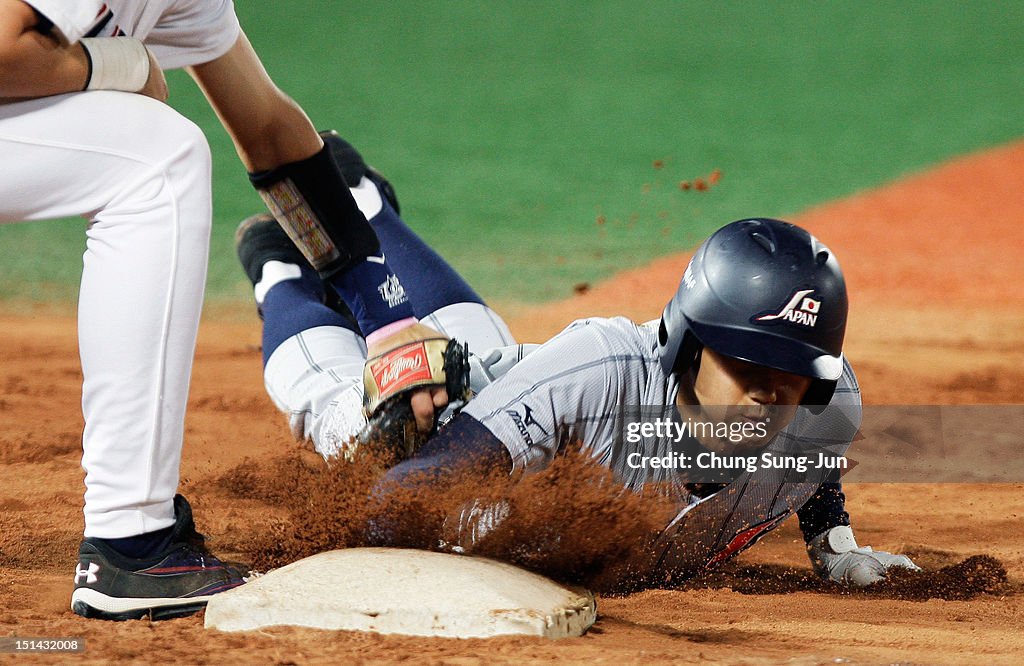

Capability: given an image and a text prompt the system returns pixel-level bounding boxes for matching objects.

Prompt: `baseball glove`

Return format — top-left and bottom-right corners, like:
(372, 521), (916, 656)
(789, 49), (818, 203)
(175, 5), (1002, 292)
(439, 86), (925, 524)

(358, 338), (471, 461)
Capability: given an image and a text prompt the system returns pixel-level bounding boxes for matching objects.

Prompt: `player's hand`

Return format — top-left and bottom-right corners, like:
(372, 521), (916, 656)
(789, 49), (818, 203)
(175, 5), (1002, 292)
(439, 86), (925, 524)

(138, 48), (168, 102)
(410, 385), (449, 432)
(364, 323), (470, 433)
(808, 525), (920, 587)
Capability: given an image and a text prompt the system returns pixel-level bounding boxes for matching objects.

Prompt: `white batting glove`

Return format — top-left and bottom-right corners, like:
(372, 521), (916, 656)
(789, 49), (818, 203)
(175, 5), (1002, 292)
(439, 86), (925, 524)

(808, 525), (920, 587)
(439, 499), (511, 554)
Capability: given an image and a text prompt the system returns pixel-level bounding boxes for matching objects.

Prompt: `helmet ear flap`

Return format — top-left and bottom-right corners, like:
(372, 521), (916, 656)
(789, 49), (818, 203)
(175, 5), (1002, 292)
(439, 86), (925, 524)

(672, 330), (703, 376)
(802, 378), (838, 414)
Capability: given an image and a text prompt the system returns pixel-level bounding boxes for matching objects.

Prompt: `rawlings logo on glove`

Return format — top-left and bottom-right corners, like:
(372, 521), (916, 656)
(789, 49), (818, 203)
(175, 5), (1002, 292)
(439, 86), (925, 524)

(369, 343), (432, 394)
(363, 338), (468, 416)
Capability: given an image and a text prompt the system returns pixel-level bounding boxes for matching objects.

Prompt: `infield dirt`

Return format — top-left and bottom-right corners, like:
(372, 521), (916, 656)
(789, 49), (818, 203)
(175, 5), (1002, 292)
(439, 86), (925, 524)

(1, 141), (1023, 664)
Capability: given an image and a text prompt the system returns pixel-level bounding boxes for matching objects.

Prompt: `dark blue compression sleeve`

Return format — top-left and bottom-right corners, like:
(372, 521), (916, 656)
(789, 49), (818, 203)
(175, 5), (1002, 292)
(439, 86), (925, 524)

(366, 414), (511, 545)
(377, 413), (510, 490)
(367, 200), (484, 317)
(797, 482), (851, 543)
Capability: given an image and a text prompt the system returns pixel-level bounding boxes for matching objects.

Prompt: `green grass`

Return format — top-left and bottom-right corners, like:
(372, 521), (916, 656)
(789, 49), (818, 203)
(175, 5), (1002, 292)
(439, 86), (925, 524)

(2, 1), (1021, 304)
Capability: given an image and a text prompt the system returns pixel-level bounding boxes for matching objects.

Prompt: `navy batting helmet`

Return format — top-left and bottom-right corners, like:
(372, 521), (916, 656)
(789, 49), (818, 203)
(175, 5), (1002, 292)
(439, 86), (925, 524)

(657, 218), (847, 406)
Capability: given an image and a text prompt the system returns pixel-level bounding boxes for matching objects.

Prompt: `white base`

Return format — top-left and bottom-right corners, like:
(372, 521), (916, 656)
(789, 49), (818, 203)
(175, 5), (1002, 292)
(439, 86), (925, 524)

(204, 548), (596, 639)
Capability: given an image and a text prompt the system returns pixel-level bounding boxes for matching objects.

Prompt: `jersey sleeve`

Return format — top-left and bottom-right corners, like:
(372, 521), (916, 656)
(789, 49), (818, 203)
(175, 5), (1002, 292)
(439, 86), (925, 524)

(461, 319), (622, 475)
(144, 0), (241, 69)
(24, 1), (105, 44)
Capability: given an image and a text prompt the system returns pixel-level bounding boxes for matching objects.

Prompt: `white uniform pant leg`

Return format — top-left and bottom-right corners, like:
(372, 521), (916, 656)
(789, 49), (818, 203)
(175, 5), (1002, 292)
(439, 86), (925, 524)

(263, 326), (368, 460)
(420, 302), (515, 351)
(0, 92), (213, 538)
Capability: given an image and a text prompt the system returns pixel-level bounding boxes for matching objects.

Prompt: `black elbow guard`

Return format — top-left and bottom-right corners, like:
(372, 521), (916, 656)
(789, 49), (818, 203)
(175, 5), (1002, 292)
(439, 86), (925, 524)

(249, 138), (379, 278)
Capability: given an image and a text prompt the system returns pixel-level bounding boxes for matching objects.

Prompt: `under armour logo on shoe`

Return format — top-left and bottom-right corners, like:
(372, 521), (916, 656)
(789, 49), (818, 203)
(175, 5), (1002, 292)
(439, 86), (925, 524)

(74, 562), (99, 585)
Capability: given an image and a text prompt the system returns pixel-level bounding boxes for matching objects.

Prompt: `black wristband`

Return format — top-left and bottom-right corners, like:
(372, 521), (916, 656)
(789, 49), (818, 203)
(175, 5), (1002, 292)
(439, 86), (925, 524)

(797, 482), (851, 544)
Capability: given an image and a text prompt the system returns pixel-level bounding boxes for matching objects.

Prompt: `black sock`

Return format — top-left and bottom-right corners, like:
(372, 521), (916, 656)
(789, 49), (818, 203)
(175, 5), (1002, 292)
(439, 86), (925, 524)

(100, 524), (175, 560)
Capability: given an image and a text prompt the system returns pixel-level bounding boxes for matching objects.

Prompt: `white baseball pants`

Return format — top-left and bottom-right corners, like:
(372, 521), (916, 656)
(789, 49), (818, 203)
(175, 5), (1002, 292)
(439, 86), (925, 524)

(0, 91), (212, 538)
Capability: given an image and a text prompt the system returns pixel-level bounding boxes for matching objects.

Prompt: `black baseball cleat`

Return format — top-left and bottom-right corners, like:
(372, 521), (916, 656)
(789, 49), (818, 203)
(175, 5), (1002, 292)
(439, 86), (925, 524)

(235, 212), (361, 329)
(366, 165), (401, 214)
(234, 212), (309, 287)
(70, 495), (247, 621)
(320, 130), (401, 213)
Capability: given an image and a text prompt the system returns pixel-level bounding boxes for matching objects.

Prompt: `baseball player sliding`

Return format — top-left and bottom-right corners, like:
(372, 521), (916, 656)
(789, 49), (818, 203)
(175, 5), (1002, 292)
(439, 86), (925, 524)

(238, 134), (921, 588)
(0, 1), (443, 620)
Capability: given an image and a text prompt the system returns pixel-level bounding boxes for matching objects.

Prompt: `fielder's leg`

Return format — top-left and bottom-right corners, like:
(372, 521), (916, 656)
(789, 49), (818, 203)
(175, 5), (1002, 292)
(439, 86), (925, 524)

(0, 91), (245, 619)
(0, 92), (207, 538)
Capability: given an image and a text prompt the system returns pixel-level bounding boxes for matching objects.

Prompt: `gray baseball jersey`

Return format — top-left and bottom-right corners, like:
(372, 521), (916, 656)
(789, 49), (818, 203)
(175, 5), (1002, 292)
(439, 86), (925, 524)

(462, 315), (861, 576)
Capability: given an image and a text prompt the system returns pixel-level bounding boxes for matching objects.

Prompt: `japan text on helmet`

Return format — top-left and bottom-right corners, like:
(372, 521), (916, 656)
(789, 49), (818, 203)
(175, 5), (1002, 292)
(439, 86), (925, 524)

(657, 218), (847, 406)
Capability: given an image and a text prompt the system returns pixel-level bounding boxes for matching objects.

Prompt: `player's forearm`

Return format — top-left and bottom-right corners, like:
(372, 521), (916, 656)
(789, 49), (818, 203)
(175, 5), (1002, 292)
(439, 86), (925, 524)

(366, 415), (513, 547)
(208, 83), (322, 171)
(187, 31), (322, 171)
(241, 98), (324, 171)
(0, 2), (89, 100)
